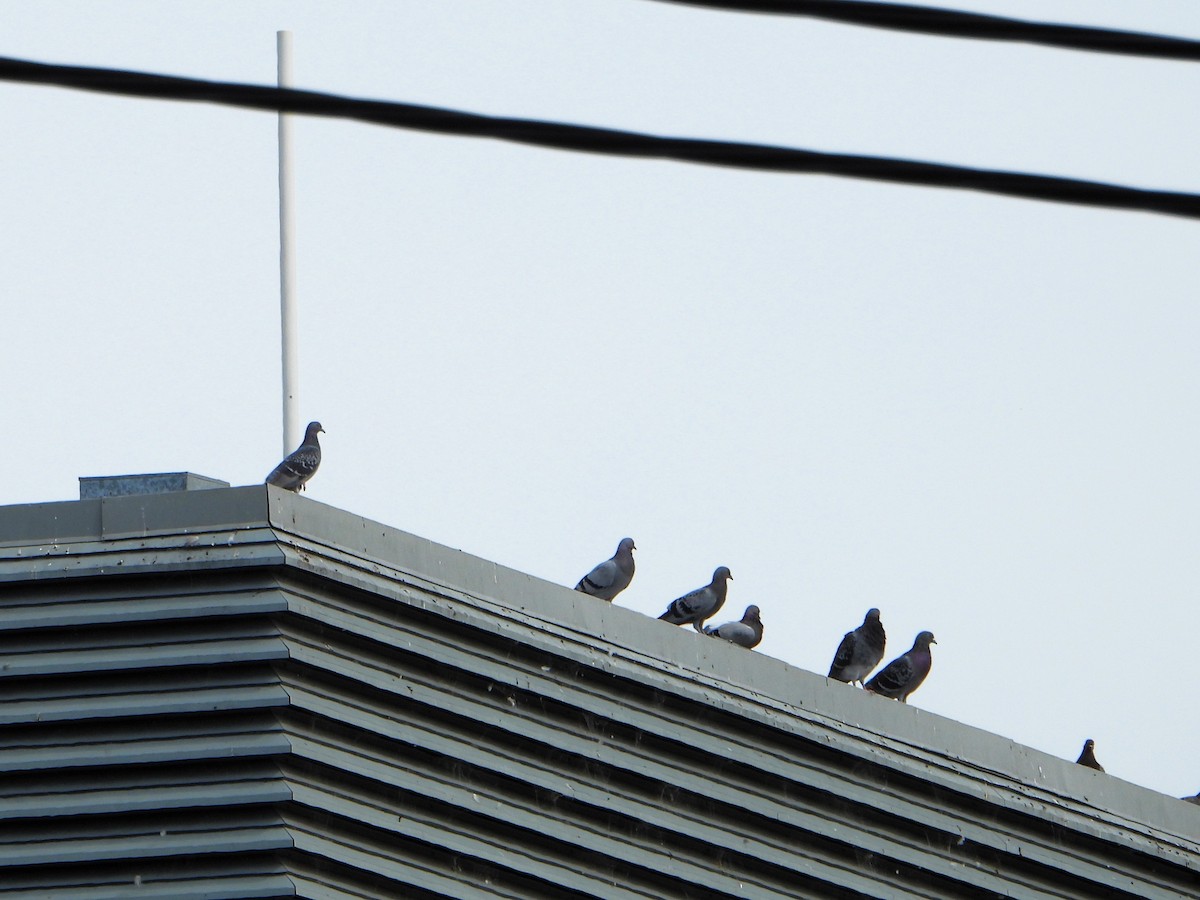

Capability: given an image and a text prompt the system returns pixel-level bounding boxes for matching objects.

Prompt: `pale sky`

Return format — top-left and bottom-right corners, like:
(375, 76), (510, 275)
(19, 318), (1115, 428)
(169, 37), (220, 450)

(2, 1), (1198, 801)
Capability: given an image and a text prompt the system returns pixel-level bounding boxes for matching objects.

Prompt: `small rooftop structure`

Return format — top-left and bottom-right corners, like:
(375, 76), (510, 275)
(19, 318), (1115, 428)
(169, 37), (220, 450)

(78, 470), (230, 499)
(0, 482), (1197, 898)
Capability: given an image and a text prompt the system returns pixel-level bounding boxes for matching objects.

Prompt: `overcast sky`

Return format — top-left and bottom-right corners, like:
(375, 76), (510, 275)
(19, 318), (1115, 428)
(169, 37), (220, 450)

(2, 1), (1198, 802)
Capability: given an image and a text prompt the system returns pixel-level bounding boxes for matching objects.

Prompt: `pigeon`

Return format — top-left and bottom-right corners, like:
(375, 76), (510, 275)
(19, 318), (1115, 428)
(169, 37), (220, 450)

(1075, 739), (1104, 772)
(658, 566), (732, 633)
(828, 608), (887, 686)
(574, 538), (636, 602)
(1183, 793), (1200, 806)
(266, 421), (324, 491)
(703, 605), (763, 648)
(864, 631), (935, 702)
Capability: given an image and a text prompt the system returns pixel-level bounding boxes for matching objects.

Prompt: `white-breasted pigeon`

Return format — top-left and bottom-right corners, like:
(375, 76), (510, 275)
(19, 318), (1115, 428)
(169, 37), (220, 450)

(828, 608), (886, 686)
(574, 538), (636, 602)
(1075, 739), (1104, 772)
(703, 604), (763, 648)
(864, 631), (935, 702)
(658, 566), (732, 633)
(266, 421), (324, 491)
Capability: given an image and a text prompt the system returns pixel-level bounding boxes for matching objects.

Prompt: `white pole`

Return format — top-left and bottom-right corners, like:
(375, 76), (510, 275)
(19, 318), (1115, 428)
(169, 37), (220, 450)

(277, 30), (299, 456)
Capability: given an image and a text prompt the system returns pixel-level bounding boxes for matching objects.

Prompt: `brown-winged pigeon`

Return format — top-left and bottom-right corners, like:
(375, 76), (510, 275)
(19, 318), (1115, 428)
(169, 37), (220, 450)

(1075, 739), (1104, 772)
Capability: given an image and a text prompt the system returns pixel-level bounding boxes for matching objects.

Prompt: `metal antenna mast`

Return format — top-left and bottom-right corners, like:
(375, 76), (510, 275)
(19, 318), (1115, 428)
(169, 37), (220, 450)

(277, 30), (299, 455)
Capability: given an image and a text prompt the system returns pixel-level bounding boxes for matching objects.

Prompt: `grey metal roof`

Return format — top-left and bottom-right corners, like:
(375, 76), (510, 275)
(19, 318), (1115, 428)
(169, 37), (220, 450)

(1, 486), (1197, 899)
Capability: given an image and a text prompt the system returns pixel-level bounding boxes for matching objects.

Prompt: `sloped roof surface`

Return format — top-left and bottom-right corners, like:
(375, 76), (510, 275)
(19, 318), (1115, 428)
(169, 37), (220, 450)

(1, 487), (1197, 899)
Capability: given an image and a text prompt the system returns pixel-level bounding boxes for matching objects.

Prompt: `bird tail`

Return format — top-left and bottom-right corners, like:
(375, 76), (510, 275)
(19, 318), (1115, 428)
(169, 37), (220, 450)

(658, 605), (686, 623)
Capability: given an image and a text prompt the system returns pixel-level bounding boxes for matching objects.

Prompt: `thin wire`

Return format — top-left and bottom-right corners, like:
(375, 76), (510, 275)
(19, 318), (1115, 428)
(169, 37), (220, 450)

(650, 0), (1200, 63)
(2, 54), (1198, 221)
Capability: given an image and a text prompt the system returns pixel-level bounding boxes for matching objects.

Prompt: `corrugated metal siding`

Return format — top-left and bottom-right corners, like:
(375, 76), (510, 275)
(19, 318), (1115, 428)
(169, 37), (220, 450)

(1, 487), (1197, 899)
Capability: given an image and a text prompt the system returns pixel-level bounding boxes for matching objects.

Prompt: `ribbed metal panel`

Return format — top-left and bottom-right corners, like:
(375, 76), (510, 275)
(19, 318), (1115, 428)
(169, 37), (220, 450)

(1, 486), (1196, 898)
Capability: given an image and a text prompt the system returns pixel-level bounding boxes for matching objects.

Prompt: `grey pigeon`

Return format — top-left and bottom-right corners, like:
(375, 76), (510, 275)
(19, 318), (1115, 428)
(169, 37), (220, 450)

(266, 421), (324, 491)
(658, 566), (732, 633)
(1075, 739), (1104, 772)
(828, 608), (886, 686)
(1182, 793), (1200, 805)
(864, 631), (935, 702)
(703, 604), (763, 648)
(574, 538), (636, 602)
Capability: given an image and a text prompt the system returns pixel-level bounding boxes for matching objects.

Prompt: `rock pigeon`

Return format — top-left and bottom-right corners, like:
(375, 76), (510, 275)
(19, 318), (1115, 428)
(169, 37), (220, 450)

(703, 605), (763, 648)
(1183, 793), (1200, 805)
(828, 608), (886, 686)
(864, 631), (935, 702)
(658, 566), (732, 633)
(574, 538), (636, 602)
(1075, 739), (1104, 772)
(266, 421), (324, 491)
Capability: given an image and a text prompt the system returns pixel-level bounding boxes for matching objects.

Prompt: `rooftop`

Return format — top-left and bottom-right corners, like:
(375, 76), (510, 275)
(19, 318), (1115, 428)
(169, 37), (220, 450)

(1, 481), (1197, 898)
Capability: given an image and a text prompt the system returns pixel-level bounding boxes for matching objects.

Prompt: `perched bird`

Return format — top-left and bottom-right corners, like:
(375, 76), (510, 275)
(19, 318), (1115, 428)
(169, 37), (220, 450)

(266, 421), (325, 491)
(828, 608), (887, 686)
(574, 538), (637, 602)
(1183, 793), (1200, 806)
(1075, 739), (1104, 772)
(704, 604), (763, 648)
(658, 566), (733, 633)
(864, 631), (935, 702)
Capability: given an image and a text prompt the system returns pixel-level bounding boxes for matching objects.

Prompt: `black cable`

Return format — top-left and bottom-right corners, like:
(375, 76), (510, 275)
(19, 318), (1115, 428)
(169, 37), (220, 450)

(2, 54), (1198, 221)
(650, 0), (1200, 63)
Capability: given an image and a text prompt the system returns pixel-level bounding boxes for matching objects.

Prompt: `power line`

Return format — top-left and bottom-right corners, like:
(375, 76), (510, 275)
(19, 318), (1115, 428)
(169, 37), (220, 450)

(651, 0), (1200, 63)
(2, 54), (1198, 221)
